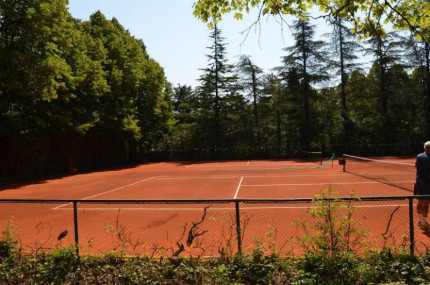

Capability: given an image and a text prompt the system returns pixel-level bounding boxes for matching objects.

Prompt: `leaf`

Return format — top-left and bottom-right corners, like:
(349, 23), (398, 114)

(234, 12), (243, 20)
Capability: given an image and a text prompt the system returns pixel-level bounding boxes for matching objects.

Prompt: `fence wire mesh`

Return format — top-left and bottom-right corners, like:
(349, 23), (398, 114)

(0, 202), (75, 252)
(0, 197), (428, 256)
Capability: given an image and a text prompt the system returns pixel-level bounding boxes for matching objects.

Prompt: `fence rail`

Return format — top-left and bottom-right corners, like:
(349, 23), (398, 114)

(1, 195), (428, 257)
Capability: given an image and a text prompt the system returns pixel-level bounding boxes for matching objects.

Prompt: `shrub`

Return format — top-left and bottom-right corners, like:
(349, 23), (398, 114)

(295, 187), (368, 256)
(34, 247), (80, 284)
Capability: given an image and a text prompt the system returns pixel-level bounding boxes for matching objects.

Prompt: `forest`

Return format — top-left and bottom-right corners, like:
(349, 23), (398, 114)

(1, 0), (429, 178)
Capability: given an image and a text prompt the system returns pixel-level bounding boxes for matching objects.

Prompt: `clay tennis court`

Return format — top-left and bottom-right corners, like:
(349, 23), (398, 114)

(0, 155), (427, 256)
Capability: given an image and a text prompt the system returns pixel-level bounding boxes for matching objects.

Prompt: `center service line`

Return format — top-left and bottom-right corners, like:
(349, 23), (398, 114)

(234, 177), (244, 199)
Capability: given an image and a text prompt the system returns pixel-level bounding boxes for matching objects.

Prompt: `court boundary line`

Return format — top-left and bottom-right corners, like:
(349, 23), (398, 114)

(185, 161), (316, 168)
(234, 177), (243, 199)
(242, 180), (414, 187)
(53, 176), (156, 210)
(155, 173), (354, 179)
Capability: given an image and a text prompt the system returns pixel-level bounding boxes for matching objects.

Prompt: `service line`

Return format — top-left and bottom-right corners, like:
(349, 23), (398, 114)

(242, 181), (414, 187)
(156, 173), (353, 179)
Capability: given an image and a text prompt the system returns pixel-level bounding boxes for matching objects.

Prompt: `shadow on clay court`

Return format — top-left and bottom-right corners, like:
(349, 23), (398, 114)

(0, 163), (145, 191)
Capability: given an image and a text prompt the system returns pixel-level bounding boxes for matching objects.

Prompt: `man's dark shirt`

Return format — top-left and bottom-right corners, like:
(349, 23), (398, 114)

(416, 152), (430, 181)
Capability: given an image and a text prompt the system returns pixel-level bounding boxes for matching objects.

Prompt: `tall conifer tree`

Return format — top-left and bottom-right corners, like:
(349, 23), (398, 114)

(196, 24), (238, 149)
(281, 17), (328, 148)
(237, 55), (263, 147)
(327, 15), (361, 145)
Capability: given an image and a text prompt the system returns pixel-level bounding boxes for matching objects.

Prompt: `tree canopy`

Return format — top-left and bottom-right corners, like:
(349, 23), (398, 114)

(1, 0), (429, 178)
(192, 0), (430, 40)
(0, 1), (171, 177)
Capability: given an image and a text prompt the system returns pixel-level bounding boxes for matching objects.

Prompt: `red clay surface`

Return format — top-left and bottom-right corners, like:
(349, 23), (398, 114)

(0, 156), (427, 256)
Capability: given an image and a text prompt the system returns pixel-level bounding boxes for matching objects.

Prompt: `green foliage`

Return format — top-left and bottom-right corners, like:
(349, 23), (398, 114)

(0, 220), (18, 259)
(0, 1), (172, 177)
(35, 247), (79, 284)
(192, 0), (430, 41)
(279, 17), (328, 147)
(2, 0), (429, 175)
(192, 24), (245, 149)
(0, 214), (430, 284)
(0, 249), (429, 284)
(296, 187), (368, 256)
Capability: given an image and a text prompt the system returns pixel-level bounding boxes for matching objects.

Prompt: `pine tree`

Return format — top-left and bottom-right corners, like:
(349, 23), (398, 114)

(280, 17), (328, 148)
(404, 34), (430, 138)
(196, 24), (239, 149)
(260, 73), (286, 153)
(326, 15), (362, 145)
(237, 55), (263, 147)
(364, 30), (404, 142)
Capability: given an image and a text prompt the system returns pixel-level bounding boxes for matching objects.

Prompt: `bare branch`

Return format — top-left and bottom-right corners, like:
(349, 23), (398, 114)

(186, 206), (210, 247)
(382, 206), (400, 238)
(172, 223), (188, 257)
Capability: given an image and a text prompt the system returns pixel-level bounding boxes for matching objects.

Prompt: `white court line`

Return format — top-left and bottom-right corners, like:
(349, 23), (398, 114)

(234, 177), (243, 199)
(55, 204), (411, 211)
(156, 173), (355, 179)
(350, 171), (414, 175)
(242, 181), (414, 187)
(53, 176), (156, 210)
(246, 162), (321, 166)
(80, 176), (156, 200)
(186, 161), (325, 167)
(189, 163), (314, 168)
(157, 176), (239, 179)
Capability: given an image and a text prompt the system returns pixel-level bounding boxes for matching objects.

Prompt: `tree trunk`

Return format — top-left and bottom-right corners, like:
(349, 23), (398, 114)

(377, 37), (389, 143)
(301, 21), (310, 148)
(214, 25), (220, 149)
(247, 57), (260, 147)
(338, 18), (349, 144)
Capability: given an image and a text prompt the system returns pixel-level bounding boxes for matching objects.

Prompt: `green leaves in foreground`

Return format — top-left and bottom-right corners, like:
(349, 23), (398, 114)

(192, 0), (430, 40)
(296, 187), (368, 256)
(0, 247), (429, 284)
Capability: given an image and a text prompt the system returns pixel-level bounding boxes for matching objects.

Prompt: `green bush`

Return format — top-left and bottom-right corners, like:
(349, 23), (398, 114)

(0, 244), (429, 284)
(0, 220), (19, 259)
(34, 247), (79, 284)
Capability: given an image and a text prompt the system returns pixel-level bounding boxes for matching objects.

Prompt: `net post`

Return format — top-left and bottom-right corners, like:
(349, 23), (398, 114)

(235, 201), (242, 255)
(342, 155), (345, 172)
(73, 201), (80, 258)
(408, 198), (415, 256)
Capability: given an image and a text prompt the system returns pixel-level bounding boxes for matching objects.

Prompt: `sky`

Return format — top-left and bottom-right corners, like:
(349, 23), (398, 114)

(68, 0), (329, 88)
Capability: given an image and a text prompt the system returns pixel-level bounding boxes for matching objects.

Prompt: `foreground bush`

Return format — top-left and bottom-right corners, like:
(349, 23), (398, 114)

(1, 247), (430, 285)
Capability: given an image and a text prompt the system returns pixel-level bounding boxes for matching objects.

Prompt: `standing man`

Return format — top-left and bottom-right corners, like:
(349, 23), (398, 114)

(415, 141), (430, 230)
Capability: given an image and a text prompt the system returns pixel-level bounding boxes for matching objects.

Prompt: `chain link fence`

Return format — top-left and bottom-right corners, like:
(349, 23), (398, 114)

(0, 196), (428, 257)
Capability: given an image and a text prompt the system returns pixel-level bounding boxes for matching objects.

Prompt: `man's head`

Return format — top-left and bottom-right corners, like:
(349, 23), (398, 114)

(424, 141), (430, 153)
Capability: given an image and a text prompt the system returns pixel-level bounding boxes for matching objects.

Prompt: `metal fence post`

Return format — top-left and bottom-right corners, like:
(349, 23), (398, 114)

(409, 198), (415, 256)
(73, 201), (80, 257)
(235, 201), (242, 255)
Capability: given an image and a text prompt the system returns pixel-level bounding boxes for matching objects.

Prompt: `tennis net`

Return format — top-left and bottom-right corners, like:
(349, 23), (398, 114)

(343, 154), (415, 192)
(299, 150), (323, 165)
